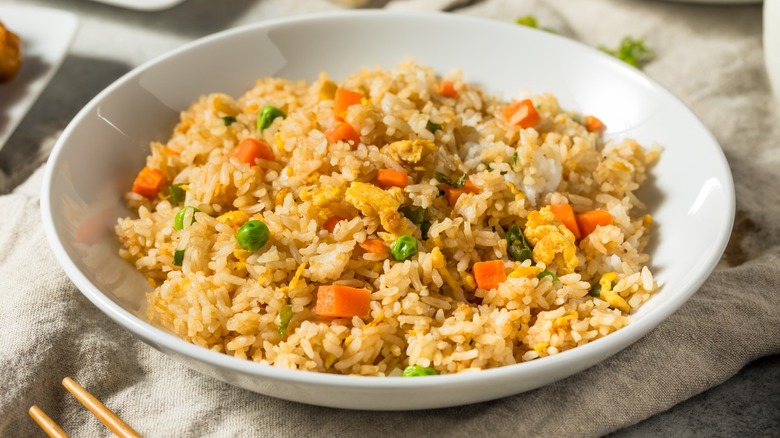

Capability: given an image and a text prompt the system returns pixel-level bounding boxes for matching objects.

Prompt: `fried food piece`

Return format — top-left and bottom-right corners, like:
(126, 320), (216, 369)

(0, 21), (22, 83)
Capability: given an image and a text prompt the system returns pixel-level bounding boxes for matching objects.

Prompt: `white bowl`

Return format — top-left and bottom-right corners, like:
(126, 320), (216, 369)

(41, 11), (734, 410)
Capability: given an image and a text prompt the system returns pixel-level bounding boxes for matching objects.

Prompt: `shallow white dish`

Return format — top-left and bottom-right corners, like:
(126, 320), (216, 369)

(0, 5), (78, 150)
(41, 11), (735, 410)
(86, 0), (187, 11)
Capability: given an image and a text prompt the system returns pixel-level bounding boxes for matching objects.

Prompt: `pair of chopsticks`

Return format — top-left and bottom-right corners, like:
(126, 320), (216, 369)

(29, 377), (141, 438)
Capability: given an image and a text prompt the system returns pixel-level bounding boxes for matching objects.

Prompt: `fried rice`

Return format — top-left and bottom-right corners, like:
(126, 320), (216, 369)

(116, 60), (660, 376)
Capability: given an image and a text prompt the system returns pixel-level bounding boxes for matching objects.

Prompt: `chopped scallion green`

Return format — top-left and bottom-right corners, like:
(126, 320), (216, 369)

(221, 116), (237, 126)
(426, 120), (442, 133)
(278, 305), (293, 337)
(168, 184), (186, 205)
(173, 249), (185, 266)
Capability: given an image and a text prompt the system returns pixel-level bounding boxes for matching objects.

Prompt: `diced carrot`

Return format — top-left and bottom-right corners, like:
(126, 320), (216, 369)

(472, 260), (507, 290)
(576, 210), (614, 238)
(231, 138), (275, 165)
(131, 166), (165, 199)
(334, 88), (363, 116)
(444, 179), (480, 207)
(375, 169), (409, 189)
(315, 285), (372, 319)
(550, 203), (581, 239)
(165, 146), (180, 156)
(438, 80), (458, 98)
(324, 121), (361, 148)
(585, 115), (606, 133)
(504, 99), (541, 128)
(359, 239), (389, 255)
(323, 216), (344, 233)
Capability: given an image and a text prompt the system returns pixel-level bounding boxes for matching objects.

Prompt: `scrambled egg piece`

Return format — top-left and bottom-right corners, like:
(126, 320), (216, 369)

(597, 272), (630, 313)
(508, 265), (543, 279)
(345, 182), (405, 233)
(431, 247), (466, 301)
(524, 206), (579, 274)
(382, 139), (437, 164)
(216, 210), (249, 228)
(300, 184), (345, 207)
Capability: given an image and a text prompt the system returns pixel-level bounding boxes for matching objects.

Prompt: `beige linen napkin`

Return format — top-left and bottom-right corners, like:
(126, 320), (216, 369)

(2, 0), (779, 436)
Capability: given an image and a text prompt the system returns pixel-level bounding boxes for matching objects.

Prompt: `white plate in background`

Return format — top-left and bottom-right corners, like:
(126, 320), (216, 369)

(86, 0), (187, 11)
(0, 5), (78, 151)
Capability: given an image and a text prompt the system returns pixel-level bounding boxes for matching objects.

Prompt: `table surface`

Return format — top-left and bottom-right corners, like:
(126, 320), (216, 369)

(1, 0), (778, 435)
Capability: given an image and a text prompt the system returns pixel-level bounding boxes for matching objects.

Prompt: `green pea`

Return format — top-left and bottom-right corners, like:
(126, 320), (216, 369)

(174, 206), (199, 231)
(390, 235), (418, 261)
(589, 283), (602, 297)
(402, 365), (437, 377)
(236, 220), (270, 251)
(257, 105), (285, 131)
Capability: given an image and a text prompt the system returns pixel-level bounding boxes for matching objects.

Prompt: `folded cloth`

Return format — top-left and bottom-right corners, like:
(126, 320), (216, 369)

(2, 0), (779, 437)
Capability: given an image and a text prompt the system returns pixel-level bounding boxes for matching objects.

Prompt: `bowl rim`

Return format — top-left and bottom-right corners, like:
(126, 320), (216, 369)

(41, 9), (736, 392)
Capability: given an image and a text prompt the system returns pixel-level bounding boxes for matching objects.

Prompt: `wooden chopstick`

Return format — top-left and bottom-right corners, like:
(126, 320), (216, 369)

(61, 377), (142, 438)
(28, 405), (69, 438)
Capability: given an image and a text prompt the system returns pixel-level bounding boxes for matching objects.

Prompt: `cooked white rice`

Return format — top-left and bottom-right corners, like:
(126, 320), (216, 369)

(116, 60), (660, 376)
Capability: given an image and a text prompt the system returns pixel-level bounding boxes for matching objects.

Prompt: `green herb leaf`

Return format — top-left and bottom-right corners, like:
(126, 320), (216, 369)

(599, 37), (653, 69)
(399, 205), (426, 225)
(278, 305), (293, 337)
(173, 249), (185, 266)
(402, 365), (437, 377)
(168, 183), (186, 205)
(221, 116), (237, 126)
(537, 270), (559, 282)
(515, 15), (539, 28)
(426, 120), (442, 133)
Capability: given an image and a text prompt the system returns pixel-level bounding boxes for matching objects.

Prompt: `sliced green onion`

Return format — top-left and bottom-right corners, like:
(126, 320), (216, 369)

(391, 235), (418, 261)
(235, 220), (270, 251)
(168, 184), (186, 205)
(257, 105), (286, 131)
(512, 151), (518, 166)
(537, 270), (559, 282)
(278, 305), (293, 337)
(399, 205), (426, 225)
(174, 206), (199, 231)
(434, 172), (467, 188)
(506, 225), (534, 262)
(221, 116), (237, 126)
(426, 120), (442, 133)
(402, 365), (437, 377)
(173, 249), (185, 266)
(420, 220), (432, 241)
(589, 283), (602, 297)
